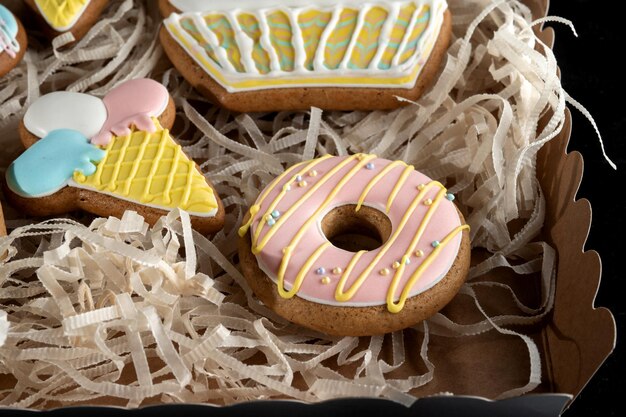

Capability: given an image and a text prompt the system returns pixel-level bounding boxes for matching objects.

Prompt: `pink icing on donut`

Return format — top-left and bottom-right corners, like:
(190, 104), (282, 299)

(245, 155), (465, 309)
(91, 79), (170, 146)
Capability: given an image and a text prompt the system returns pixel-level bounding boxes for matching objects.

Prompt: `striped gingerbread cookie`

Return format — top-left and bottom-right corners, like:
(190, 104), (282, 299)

(159, 0), (452, 112)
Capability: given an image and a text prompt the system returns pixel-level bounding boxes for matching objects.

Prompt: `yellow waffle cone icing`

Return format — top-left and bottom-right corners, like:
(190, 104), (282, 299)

(34, 0), (91, 32)
(72, 123), (218, 217)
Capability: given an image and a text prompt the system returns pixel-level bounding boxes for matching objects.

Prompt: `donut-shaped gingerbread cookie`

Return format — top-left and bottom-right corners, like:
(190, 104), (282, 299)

(239, 154), (470, 336)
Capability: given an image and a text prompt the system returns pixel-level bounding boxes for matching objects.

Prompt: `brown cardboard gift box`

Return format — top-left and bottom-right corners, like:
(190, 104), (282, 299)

(0, 0), (616, 415)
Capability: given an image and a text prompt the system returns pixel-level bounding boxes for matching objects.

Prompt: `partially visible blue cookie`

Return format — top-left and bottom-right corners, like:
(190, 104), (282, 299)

(0, 4), (26, 78)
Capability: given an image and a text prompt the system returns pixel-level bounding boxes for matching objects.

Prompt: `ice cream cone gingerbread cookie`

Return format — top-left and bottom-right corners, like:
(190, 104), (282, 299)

(24, 0), (110, 42)
(158, 0), (452, 112)
(4, 78), (225, 235)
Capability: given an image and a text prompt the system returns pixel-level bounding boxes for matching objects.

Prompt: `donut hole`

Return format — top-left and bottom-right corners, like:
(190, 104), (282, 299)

(321, 205), (392, 253)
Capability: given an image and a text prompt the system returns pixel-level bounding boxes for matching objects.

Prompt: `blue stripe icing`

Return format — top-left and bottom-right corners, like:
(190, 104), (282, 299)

(6, 129), (106, 197)
(0, 5), (18, 38)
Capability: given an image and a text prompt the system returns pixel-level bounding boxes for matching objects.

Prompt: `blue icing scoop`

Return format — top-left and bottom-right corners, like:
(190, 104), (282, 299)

(7, 129), (106, 197)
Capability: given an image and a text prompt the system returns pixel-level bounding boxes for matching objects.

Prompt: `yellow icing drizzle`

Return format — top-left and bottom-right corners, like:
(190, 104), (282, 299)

(279, 241), (331, 298)
(252, 154), (372, 254)
(34, 0), (90, 31)
(238, 156), (332, 238)
(387, 224), (469, 313)
(275, 154), (376, 296)
(267, 10), (295, 71)
(244, 155), (469, 313)
(334, 180), (445, 302)
(386, 164), (414, 213)
(355, 160), (407, 211)
(73, 123), (218, 215)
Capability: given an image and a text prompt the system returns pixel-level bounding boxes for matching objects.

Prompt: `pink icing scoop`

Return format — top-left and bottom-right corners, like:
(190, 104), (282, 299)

(91, 78), (170, 146)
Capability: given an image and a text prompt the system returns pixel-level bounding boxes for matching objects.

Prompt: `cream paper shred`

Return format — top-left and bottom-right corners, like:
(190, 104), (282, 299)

(0, 0), (606, 409)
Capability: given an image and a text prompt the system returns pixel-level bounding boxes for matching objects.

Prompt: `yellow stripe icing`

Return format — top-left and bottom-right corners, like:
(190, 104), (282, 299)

(267, 10), (295, 71)
(274, 154), (376, 296)
(334, 180), (443, 302)
(298, 10), (332, 70)
(166, 23), (434, 89)
(73, 122), (218, 216)
(243, 154), (469, 313)
(180, 16), (220, 65)
(378, 3), (417, 69)
(34, 0), (90, 31)
(252, 155), (355, 254)
(387, 225), (469, 313)
(205, 14), (245, 72)
(238, 156), (332, 238)
(324, 8), (358, 69)
(398, 5), (431, 65)
(348, 6), (388, 69)
(238, 13), (271, 74)
(279, 241), (331, 298)
(386, 164), (414, 212)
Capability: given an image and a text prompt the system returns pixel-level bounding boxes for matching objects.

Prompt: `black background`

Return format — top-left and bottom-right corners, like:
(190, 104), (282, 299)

(548, 0), (624, 416)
